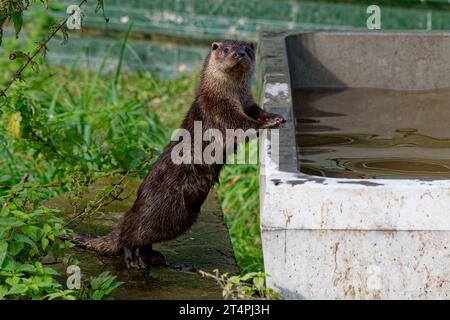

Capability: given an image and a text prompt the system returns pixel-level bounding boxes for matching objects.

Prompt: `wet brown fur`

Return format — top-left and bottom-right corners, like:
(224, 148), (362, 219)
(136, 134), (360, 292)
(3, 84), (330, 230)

(83, 40), (285, 269)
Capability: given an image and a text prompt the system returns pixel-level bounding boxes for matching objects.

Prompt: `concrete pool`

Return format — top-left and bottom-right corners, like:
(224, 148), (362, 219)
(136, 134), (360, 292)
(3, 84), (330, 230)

(258, 30), (450, 299)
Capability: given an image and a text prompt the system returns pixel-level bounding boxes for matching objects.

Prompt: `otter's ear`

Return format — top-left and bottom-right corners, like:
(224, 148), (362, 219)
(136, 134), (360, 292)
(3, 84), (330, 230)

(211, 42), (220, 50)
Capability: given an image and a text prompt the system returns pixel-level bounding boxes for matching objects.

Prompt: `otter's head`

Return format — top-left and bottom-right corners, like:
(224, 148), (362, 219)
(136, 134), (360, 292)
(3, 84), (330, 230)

(208, 40), (255, 76)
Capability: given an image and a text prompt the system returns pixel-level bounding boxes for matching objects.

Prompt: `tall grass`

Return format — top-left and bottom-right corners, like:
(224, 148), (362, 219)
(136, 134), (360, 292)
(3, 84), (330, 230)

(217, 141), (263, 273)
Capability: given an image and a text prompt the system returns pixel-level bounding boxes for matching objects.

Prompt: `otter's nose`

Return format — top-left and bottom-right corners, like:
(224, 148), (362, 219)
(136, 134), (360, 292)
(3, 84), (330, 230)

(233, 50), (245, 59)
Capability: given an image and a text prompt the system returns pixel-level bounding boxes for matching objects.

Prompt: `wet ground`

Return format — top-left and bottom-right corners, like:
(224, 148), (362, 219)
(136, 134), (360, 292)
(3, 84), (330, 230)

(45, 177), (238, 299)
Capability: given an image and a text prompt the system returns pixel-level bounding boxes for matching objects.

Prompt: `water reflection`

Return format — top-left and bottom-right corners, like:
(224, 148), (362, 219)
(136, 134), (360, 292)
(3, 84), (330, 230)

(294, 88), (450, 179)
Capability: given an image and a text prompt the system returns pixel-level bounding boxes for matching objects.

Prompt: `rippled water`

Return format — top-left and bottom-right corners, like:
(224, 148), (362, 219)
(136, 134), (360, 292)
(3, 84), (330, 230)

(293, 88), (450, 179)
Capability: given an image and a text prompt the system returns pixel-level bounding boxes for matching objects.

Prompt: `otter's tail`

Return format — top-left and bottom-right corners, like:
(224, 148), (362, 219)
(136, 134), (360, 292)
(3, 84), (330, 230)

(61, 228), (121, 256)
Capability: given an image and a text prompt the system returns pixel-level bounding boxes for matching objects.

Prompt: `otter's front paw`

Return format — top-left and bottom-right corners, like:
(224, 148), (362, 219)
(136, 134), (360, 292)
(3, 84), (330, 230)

(261, 114), (286, 129)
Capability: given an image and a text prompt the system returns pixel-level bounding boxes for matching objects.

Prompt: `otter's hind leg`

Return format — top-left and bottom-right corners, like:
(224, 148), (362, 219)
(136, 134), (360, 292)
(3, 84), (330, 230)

(123, 247), (146, 270)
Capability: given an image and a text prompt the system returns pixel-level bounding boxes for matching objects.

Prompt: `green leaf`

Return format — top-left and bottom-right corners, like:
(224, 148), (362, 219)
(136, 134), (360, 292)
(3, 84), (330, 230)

(90, 271), (111, 289)
(0, 217), (25, 227)
(253, 276), (265, 289)
(45, 290), (76, 300)
(0, 285), (8, 300)
(0, 206), (10, 216)
(42, 224), (52, 234)
(8, 240), (24, 257)
(0, 226), (6, 239)
(0, 242), (8, 267)
(240, 272), (258, 281)
(11, 12), (23, 39)
(1, 260), (17, 272)
(105, 282), (123, 294)
(16, 263), (35, 273)
(42, 267), (59, 276)
(45, 291), (64, 300)
(7, 112), (22, 139)
(33, 275), (53, 288)
(12, 233), (38, 250)
(41, 238), (49, 250)
(5, 276), (20, 286)
(20, 225), (42, 241)
(7, 283), (27, 295)
(91, 290), (104, 300)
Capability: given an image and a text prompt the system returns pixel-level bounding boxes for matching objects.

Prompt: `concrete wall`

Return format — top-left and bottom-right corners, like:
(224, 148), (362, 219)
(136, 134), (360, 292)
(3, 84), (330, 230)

(259, 30), (450, 299)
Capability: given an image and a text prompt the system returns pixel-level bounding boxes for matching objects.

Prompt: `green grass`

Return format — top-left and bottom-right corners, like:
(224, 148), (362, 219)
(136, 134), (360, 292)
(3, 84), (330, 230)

(217, 163), (262, 273)
(0, 26), (201, 298)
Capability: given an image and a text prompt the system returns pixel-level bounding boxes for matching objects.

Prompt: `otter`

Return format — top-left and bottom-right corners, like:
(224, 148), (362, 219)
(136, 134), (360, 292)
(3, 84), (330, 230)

(82, 40), (286, 269)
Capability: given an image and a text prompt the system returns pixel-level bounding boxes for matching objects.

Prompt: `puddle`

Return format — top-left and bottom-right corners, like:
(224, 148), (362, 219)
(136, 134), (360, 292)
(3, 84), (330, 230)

(293, 88), (450, 179)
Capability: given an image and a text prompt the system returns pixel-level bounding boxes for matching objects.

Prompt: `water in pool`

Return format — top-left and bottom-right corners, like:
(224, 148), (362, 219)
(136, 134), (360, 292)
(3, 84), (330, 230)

(293, 88), (450, 179)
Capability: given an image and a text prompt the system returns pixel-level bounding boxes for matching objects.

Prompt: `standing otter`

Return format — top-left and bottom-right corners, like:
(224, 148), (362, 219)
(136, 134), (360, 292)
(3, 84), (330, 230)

(83, 40), (285, 269)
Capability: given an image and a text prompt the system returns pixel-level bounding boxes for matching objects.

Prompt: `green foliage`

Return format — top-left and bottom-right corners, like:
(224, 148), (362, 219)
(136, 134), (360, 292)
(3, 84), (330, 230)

(84, 271), (122, 300)
(11, 10), (23, 39)
(44, 272), (122, 300)
(0, 184), (70, 300)
(200, 269), (279, 300)
(217, 152), (263, 273)
(0, 181), (124, 300)
(0, 17), (186, 299)
(0, 0), (30, 41)
(223, 272), (279, 300)
(0, 0), (111, 97)
(0, 1), (108, 49)
(44, 271), (122, 300)
(0, 60), (170, 188)
(0, 19), (199, 299)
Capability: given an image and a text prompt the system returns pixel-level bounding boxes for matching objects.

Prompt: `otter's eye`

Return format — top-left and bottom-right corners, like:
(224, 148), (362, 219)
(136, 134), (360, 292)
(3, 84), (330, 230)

(224, 48), (229, 54)
(245, 47), (252, 55)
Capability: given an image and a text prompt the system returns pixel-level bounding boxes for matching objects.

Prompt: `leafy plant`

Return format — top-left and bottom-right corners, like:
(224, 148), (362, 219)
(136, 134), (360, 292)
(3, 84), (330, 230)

(44, 272), (122, 300)
(0, 29), (170, 187)
(199, 269), (279, 300)
(83, 271), (123, 300)
(0, 14), (197, 300)
(0, 17), (168, 299)
(0, 178), (125, 300)
(0, 0), (109, 97)
(0, 184), (72, 300)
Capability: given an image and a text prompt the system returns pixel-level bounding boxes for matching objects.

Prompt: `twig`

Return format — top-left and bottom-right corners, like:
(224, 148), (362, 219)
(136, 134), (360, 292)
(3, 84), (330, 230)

(1, 173), (30, 209)
(0, 17), (5, 47)
(0, 0), (88, 100)
(65, 154), (153, 225)
(0, 168), (130, 191)
(30, 130), (67, 161)
(199, 269), (238, 300)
